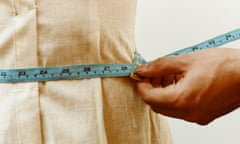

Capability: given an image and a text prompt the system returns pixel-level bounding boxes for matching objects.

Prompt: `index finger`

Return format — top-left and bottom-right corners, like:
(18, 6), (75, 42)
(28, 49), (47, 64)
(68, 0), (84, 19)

(136, 80), (182, 106)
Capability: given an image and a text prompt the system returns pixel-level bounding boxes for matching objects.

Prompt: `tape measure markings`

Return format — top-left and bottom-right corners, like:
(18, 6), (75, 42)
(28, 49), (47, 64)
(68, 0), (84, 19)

(1, 28), (240, 82)
(166, 28), (240, 56)
(0, 64), (135, 82)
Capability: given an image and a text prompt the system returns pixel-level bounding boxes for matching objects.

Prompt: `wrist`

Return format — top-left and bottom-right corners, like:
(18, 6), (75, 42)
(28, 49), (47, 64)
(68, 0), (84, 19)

(222, 48), (240, 99)
(227, 49), (240, 83)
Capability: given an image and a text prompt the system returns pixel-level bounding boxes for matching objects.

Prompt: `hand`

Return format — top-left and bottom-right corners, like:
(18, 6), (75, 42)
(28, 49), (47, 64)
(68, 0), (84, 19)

(136, 48), (240, 125)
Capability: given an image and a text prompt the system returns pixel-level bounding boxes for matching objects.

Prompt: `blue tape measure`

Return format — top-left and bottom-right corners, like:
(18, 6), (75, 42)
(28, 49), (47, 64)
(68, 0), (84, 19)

(1, 28), (240, 83)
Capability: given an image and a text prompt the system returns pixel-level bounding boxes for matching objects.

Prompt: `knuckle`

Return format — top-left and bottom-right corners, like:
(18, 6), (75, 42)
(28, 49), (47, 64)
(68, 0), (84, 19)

(174, 90), (198, 110)
(179, 101), (196, 111)
(141, 94), (154, 104)
(196, 116), (213, 125)
(150, 106), (160, 113)
(150, 58), (164, 69)
(196, 121), (210, 126)
(184, 112), (212, 125)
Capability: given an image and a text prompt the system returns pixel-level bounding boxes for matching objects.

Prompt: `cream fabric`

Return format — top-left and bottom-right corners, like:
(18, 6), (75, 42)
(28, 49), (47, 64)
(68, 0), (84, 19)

(0, 0), (172, 143)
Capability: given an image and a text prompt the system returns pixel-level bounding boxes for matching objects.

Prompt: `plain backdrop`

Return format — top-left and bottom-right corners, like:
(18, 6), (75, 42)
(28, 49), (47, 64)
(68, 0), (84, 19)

(135, 0), (240, 144)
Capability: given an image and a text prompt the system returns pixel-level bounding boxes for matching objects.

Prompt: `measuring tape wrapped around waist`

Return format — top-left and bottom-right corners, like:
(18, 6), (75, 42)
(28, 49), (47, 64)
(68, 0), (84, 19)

(1, 28), (240, 83)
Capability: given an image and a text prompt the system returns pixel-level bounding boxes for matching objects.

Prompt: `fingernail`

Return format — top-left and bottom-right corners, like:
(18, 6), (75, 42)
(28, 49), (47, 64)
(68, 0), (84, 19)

(136, 64), (148, 72)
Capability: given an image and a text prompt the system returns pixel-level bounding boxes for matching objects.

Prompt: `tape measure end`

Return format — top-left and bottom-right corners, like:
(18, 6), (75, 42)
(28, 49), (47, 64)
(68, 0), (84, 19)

(129, 73), (144, 81)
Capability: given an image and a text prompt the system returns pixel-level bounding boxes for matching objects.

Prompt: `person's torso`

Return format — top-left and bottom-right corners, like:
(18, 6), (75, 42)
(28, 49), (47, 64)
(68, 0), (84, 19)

(0, 0), (137, 68)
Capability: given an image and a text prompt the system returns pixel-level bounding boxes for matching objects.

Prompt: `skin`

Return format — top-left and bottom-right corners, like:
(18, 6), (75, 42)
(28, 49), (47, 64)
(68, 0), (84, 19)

(136, 48), (240, 125)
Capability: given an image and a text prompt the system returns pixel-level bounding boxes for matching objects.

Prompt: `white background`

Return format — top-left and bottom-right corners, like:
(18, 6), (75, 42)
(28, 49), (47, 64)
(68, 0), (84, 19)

(135, 0), (240, 144)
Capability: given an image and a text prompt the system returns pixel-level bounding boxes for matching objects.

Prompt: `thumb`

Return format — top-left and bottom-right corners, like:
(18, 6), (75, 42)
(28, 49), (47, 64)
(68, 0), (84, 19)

(136, 56), (186, 77)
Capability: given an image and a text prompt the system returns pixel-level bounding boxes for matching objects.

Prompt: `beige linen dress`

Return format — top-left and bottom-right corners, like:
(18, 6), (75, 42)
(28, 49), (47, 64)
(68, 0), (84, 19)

(0, 0), (172, 143)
